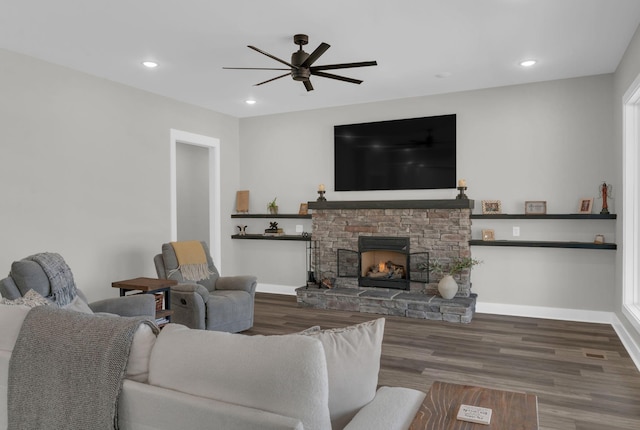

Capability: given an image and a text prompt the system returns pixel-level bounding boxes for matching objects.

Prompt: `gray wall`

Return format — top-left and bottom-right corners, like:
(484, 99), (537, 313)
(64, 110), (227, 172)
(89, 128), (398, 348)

(237, 74), (616, 312)
(0, 48), (240, 301)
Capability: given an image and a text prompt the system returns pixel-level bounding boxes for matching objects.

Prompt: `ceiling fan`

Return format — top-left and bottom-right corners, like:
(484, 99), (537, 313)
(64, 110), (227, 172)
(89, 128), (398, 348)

(223, 34), (377, 91)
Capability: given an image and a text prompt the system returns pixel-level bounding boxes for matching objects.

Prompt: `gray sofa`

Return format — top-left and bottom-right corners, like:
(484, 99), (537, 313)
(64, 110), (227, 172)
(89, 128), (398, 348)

(0, 307), (426, 430)
(0, 256), (155, 317)
(154, 241), (257, 332)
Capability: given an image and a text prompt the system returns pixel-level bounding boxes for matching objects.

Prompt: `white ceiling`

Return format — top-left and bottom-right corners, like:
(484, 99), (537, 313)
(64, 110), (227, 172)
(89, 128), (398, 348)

(1, 1), (639, 118)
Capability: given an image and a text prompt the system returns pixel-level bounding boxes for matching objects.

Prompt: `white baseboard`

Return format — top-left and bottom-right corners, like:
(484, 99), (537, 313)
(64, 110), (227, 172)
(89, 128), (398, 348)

(253, 288), (640, 371)
(611, 315), (640, 372)
(256, 283), (297, 295)
(476, 301), (615, 324)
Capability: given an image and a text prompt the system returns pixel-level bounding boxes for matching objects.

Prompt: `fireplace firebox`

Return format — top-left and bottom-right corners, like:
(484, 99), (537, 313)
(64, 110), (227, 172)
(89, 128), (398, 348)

(359, 236), (410, 290)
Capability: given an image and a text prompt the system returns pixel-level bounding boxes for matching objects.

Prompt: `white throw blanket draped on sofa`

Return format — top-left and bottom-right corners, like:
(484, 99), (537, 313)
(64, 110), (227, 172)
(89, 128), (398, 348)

(7, 306), (157, 430)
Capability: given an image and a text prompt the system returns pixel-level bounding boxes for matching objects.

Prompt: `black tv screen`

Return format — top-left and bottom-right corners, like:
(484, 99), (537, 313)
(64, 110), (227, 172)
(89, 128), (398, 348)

(334, 114), (456, 191)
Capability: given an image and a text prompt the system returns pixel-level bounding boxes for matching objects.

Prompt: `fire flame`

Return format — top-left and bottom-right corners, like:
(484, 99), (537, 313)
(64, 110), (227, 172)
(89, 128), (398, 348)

(378, 261), (386, 272)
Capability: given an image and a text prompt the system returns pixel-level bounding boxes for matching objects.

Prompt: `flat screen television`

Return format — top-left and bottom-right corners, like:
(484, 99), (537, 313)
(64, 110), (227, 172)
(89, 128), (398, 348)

(334, 114), (456, 191)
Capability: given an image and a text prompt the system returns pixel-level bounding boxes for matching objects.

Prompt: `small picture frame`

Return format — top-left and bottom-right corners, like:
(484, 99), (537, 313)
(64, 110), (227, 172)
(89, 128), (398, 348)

(298, 203), (308, 215)
(482, 229), (495, 241)
(236, 190), (249, 213)
(481, 200), (502, 214)
(525, 201), (547, 215)
(578, 198), (594, 214)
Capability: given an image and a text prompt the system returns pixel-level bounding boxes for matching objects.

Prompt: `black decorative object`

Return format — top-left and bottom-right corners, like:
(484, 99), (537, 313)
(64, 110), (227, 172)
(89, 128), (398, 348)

(456, 186), (468, 200)
(265, 222), (279, 232)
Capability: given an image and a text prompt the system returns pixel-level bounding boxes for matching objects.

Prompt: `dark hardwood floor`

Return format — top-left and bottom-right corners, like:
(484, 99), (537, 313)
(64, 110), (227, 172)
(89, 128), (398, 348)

(245, 293), (640, 430)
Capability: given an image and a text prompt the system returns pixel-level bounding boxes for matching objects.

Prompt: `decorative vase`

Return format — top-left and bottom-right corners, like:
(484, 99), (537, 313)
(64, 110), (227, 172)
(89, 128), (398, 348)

(438, 275), (458, 299)
(268, 206), (278, 215)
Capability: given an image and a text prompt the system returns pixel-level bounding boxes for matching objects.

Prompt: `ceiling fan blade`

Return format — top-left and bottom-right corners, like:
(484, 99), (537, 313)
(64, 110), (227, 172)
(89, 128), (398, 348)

(223, 67), (290, 71)
(248, 45), (298, 69)
(301, 42), (330, 68)
(303, 80), (314, 92)
(311, 70), (363, 85)
(254, 72), (291, 86)
(311, 61), (377, 71)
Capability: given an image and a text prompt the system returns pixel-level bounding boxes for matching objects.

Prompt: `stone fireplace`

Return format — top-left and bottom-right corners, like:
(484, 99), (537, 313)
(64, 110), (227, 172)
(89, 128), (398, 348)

(296, 199), (477, 323)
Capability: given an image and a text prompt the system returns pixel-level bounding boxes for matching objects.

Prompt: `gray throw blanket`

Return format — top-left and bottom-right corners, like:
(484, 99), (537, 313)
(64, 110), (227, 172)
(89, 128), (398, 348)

(27, 252), (77, 306)
(7, 306), (158, 430)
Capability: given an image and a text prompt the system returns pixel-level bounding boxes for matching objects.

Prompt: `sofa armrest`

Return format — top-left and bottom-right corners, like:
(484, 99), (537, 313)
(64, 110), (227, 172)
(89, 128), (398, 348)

(120, 380), (304, 430)
(215, 276), (257, 295)
(89, 294), (156, 317)
(169, 283), (209, 329)
(343, 386), (426, 430)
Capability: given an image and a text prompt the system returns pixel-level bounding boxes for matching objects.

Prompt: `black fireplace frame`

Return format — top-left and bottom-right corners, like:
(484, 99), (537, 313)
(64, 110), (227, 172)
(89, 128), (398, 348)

(335, 236), (429, 291)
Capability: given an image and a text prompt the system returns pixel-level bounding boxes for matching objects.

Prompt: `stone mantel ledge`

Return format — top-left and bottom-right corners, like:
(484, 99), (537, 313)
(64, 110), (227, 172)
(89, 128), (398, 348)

(307, 199), (474, 210)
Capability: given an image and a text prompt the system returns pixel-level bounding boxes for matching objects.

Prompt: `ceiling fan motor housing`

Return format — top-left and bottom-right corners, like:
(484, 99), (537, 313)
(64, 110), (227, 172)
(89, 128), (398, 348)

(291, 50), (311, 81)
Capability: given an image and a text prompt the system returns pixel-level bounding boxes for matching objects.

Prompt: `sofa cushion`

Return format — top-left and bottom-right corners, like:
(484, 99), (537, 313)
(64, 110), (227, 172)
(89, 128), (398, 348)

(0, 289), (51, 309)
(125, 323), (157, 383)
(0, 301), (154, 383)
(0, 305), (30, 352)
(10, 260), (50, 298)
(61, 295), (94, 314)
(148, 324), (331, 430)
(301, 318), (385, 430)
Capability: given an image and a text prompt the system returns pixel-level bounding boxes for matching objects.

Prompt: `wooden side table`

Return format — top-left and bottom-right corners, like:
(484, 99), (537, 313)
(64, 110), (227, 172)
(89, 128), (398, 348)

(112, 277), (178, 326)
(410, 381), (539, 430)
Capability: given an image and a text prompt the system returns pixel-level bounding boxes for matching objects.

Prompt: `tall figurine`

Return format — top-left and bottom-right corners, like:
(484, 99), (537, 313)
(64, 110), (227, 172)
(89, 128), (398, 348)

(599, 182), (611, 214)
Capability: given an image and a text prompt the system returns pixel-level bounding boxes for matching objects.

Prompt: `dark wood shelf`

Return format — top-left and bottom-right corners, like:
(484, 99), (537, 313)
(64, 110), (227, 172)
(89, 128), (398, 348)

(231, 214), (312, 219)
(471, 213), (616, 220)
(155, 309), (174, 319)
(308, 199), (474, 210)
(232, 234), (311, 241)
(470, 239), (617, 250)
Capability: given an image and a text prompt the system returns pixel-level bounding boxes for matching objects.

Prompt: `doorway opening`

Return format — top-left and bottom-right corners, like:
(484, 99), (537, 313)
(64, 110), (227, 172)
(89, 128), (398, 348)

(170, 129), (221, 270)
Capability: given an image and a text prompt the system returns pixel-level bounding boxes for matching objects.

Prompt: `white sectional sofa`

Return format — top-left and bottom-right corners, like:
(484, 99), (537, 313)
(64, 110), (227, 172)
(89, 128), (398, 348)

(0, 304), (425, 430)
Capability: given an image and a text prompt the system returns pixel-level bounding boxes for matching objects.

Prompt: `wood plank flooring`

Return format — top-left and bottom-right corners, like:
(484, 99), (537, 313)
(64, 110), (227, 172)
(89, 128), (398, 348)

(244, 293), (640, 430)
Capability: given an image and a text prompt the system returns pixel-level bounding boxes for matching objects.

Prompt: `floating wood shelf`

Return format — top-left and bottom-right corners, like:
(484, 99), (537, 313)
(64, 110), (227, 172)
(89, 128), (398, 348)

(471, 214), (616, 220)
(308, 199), (474, 210)
(469, 240), (616, 250)
(231, 214), (312, 219)
(231, 234), (311, 242)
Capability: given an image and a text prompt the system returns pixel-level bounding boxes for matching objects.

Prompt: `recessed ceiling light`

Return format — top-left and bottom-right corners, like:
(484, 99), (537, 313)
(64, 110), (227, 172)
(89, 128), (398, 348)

(142, 61), (158, 68)
(519, 59), (537, 67)
(245, 99), (257, 105)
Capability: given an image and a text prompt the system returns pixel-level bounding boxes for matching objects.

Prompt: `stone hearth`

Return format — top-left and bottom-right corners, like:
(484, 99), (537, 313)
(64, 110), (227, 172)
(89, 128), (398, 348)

(296, 286), (477, 323)
(297, 199), (478, 323)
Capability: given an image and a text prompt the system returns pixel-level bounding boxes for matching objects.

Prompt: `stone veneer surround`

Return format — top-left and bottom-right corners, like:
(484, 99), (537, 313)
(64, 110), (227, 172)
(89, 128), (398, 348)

(295, 199), (478, 323)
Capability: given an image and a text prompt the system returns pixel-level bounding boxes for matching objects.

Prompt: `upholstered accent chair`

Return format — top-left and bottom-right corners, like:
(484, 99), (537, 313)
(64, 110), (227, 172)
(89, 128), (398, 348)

(154, 241), (257, 332)
(0, 255), (156, 317)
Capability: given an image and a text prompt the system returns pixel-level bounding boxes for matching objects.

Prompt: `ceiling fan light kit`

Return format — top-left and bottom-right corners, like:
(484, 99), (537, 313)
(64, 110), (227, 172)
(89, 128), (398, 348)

(224, 34), (377, 92)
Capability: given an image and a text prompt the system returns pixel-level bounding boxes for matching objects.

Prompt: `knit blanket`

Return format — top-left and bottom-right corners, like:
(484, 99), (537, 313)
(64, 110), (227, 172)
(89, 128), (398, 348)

(7, 306), (158, 430)
(27, 252), (77, 306)
(170, 240), (213, 281)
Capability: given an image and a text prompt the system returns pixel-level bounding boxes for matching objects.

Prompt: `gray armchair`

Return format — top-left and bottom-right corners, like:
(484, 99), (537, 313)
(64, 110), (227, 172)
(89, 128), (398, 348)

(0, 255), (156, 317)
(154, 241), (256, 332)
